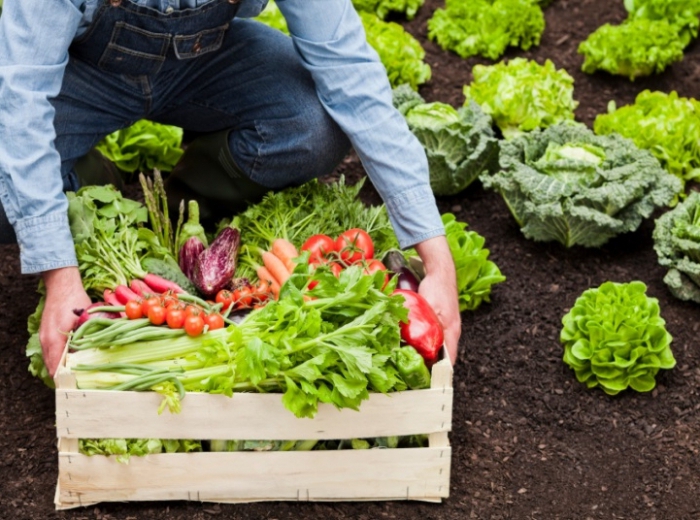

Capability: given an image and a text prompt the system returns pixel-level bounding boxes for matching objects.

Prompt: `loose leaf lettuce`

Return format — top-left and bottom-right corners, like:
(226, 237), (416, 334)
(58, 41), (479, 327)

(653, 190), (700, 303)
(26, 282), (52, 388)
(442, 213), (506, 311)
(594, 90), (700, 189)
(254, 0), (289, 34)
(561, 281), (675, 395)
(625, 0), (700, 45)
(359, 11), (431, 90)
(392, 85), (499, 195)
(96, 120), (184, 175)
(482, 122), (681, 247)
(427, 0), (545, 60)
(352, 0), (425, 19)
(578, 19), (685, 81)
(463, 58), (578, 139)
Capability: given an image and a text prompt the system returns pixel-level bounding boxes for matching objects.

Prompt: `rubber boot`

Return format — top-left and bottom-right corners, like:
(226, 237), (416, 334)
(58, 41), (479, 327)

(164, 129), (271, 224)
(73, 149), (125, 191)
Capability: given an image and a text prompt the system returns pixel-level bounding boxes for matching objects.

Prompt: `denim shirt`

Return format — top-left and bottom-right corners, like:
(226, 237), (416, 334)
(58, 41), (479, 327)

(0, 0), (443, 274)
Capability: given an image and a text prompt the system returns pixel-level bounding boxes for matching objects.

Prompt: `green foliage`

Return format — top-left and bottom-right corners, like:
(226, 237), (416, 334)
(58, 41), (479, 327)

(442, 213), (505, 311)
(96, 120), (183, 175)
(359, 11), (431, 90)
(427, 0), (544, 60)
(79, 438), (201, 463)
(482, 122), (681, 247)
(653, 191), (700, 303)
(392, 85), (499, 195)
(463, 58), (578, 139)
(561, 281), (675, 395)
(26, 282), (53, 388)
(578, 19), (685, 81)
(232, 178), (398, 279)
(254, 0), (289, 33)
(352, 0), (425, 19)
(594, 90), (700, 190)
(625, 0), (700, 45)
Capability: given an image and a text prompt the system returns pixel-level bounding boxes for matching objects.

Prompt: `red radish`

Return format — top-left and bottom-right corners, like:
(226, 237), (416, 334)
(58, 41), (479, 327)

(74, 302), (121, 329)
(143, 273), (184, 294)
(114, 285), (140, 304)
(130, 279), (153, 298)
(103, 289), (127, 317)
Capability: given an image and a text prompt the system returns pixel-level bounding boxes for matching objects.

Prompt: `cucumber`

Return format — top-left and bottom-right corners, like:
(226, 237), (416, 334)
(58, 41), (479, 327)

(141, 256), (198, 295)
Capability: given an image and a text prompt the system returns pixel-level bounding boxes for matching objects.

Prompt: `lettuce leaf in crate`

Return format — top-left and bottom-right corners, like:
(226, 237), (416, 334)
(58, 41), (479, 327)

(482, 122), (681, 247)
(393, 85), (499, 195)
(561, 281), (675, 395)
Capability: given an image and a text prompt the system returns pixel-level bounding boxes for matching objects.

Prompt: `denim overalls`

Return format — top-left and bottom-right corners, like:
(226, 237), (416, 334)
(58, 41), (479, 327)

(0, 0), (349, 242)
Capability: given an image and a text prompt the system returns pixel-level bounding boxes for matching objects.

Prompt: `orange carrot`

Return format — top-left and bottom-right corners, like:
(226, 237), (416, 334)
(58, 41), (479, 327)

(262, 251), (291, 286)
(257, 266), (281, 298)
(271, 238), (298, 272)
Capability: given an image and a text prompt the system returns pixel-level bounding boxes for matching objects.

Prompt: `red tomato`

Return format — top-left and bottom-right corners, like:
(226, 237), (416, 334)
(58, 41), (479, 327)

(204, 313), (225, 331)
(215, 290), (233, 310)
(363, 259), (389, 288)
(166, 308), (186, 329)
(125, 300), (143, 320)
(184, 304), (201, 317)
(148, 304), (167, 326)
(141, 296), (161, 317)
(236, 286), (254, 307)
(335, 228), (374, 264)
(302, 234), (336, 262)
(184, 315), (205, 337)
(330, 262), (343, 277)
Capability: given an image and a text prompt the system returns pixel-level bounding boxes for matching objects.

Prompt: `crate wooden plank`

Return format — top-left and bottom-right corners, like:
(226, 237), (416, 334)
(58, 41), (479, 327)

(56, 386), (453, 440)
(56, 448), (451, 509)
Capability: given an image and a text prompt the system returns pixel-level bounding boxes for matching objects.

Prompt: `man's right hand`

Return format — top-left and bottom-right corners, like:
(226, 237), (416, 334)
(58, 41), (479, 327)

(40, 267), (91, 378)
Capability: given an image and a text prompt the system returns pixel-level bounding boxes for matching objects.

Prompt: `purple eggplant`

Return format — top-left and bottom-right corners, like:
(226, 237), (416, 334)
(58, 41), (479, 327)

(382, 250), (421, 292)
(179, 236), (206, 280)
(191, 227), (241, 296)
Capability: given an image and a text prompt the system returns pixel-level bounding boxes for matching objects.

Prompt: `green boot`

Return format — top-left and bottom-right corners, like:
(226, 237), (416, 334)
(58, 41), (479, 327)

(164, 129), (271, 224)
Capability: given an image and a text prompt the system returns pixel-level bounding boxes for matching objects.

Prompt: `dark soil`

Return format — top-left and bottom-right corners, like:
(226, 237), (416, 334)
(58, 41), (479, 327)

(3, 1), (700, 518)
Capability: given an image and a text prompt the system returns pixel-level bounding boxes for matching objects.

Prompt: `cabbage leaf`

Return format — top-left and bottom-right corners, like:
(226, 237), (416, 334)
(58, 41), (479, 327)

(482, 122), (681, 247)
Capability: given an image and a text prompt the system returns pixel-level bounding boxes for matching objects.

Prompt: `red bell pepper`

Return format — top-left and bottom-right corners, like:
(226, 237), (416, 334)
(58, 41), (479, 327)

(393, 289), (444, 366)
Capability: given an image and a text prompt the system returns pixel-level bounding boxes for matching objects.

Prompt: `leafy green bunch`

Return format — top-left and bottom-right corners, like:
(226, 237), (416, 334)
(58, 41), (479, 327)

(358, 11), (431, 90)
(392, 85), (499, 195)
(254, 0), (289, 33)
(96, 120), (184, 175)
(561, 281), (675, 395)
(653, 190), (700, 303)
(352, 0), (425, 19)
(427, 0), (545, 61)
(594, 90), (700, 191)
(80, 438), (201, 464)
(482, 122), (681, 247)
(578, 0), (700, 80)
(441, 213), (506, 311)
(463, 58), (578, 139)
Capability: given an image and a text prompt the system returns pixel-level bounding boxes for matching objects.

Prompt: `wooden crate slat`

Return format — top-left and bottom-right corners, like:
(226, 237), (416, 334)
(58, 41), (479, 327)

(56, 387), (453, 440)
(56, 448), (451, 508)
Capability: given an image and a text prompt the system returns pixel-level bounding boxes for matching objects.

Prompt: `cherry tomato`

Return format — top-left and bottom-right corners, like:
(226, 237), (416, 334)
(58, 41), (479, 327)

(141, 296), (161, 317)
(236, 286), (254, 307)
(253, 281), (270, 302)
(148, 304), (167, 326)
(215, 290), (233, 310)
(166, 308), (186, 329)
(125, 300), (143, 320)
(184, 315), (205, 337)
(363, 259), (389, 288)
(302, 234), (336, 262)
(335, 228), (374, 264)
(308, 279), (319, 290)
(329, 262), (343, 277)
(184, 304), (201, 317)
(204, 313), (225, 331)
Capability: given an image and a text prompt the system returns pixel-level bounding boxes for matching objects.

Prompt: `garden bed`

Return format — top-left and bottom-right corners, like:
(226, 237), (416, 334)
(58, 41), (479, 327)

(2, 0), (700, 518)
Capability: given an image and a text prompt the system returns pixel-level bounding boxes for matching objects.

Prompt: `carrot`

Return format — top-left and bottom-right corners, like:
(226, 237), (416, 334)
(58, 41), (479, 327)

(257, 266), (281, 299)
(271, 238), (299, 272)
(262, 251), (291, 286)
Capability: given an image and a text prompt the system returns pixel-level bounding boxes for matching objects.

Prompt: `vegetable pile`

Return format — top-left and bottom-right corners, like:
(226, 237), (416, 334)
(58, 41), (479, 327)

(462, 58), (578, 139)
(653, 190), (700, 303)
(392, 85), (499, 196)
(427, 0), (545, 60)
(561, 281), (675, 395)
(594, 90), (700, 191)
(481, 122), (681, 247)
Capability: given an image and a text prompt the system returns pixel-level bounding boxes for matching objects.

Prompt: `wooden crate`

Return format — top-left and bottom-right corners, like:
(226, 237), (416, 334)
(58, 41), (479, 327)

(54, 349), (453, 510)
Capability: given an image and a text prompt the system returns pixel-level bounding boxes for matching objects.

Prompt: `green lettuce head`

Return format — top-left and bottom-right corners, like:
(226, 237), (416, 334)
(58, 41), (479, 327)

(562, 281), (675, 395)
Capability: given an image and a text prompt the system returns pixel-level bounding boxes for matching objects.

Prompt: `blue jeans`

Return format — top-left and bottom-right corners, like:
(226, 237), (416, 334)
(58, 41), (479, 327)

(0, 2), (350, 244)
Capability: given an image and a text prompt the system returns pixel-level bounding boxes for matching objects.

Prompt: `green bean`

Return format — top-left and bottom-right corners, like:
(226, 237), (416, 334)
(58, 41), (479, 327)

(106, 327), (186, 346)
(72, 318), (124, 342)
(87, 305), (126, 314)
(177, 293), (212, 309)
(71, 319), (152, 347)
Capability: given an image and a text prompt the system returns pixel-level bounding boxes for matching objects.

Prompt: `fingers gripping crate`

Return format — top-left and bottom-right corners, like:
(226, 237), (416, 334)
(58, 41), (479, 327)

(54, 350), (453, 509)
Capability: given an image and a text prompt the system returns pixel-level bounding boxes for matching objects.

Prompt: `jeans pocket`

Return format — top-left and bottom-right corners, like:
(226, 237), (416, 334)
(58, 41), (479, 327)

(173, 23), (230, 59)
(98, 22), (170, 76)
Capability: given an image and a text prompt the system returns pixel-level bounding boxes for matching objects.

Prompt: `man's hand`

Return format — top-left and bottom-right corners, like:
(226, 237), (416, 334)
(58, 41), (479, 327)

(40, 267), (91, 378)
(414, 236), (461, 364)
